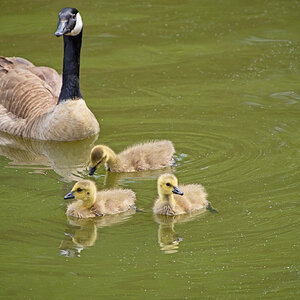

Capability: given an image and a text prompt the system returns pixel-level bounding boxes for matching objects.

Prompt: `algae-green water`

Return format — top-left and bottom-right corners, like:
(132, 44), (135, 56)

(0, 0), (299, 299)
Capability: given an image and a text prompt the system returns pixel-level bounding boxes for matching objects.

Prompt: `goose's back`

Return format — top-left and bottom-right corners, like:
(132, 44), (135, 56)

(118, 140), (175, 171)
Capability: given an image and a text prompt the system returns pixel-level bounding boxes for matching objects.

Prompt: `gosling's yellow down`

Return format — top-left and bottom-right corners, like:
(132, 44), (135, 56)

(153, 174), (208, 216)
(64, 180), (136, 218)
(89, 140), (175, 175)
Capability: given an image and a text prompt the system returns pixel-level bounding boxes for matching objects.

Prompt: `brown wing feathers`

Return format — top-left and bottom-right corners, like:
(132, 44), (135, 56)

(0, 56), (60, 136)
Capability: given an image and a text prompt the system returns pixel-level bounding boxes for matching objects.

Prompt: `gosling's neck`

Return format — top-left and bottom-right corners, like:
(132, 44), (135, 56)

(159, 192), (176, 206)
(81, 190), (96, 209)
(105, 147), (121, 170)
(57, 32), (83, 104)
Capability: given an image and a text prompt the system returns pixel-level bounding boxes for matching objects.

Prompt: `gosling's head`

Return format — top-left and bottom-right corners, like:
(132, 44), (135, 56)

(89, 145), (109, 175)
(55, 7), (83, 37)
(64, 180), (97, 206)
(157, 174), (184, 197)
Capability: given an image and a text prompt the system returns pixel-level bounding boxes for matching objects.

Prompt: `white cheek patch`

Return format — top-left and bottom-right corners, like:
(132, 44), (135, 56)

(66, 12), (83, 36)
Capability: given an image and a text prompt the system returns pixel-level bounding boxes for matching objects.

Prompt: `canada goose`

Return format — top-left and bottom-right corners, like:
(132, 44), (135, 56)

(0, 7), (99, 141)
(64, 180), (136, 218)
(89, 140), (175, 175)
(153, 173), (208, 215)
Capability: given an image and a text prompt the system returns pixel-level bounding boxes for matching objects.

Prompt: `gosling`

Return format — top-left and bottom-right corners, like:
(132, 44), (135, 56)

(153, 174), (208, 216)
(64, 180), (136, 218)
(89, 140), (174, 174)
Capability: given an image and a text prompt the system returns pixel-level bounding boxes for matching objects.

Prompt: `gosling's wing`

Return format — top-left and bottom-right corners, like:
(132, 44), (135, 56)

(174, 184), (208, 211)
(119, 140), (175, 171)
(96, 189), (136, 215)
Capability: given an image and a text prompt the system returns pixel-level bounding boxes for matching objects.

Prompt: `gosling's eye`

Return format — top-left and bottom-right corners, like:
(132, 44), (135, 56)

(166, 183), (171, 187)
(77, 188), (83, 192)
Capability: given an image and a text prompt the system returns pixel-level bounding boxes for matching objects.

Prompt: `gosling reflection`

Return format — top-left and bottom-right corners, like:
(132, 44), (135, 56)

(154, 210), (207, 254)
(0, 131), (98, 181)
(59, 211), (135, 257)
(103, 166), (174, 188)
(155, 215), (182, 254)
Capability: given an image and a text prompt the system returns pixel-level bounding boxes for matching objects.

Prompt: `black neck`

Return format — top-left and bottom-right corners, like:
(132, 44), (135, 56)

(57, 31), (83, 104)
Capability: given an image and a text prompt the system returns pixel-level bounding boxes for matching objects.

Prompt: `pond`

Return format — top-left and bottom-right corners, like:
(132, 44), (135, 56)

(0, 0), (299, 298)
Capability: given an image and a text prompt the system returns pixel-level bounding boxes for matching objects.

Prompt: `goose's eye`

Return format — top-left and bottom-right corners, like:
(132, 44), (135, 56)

(77, 188), (83, 192)
(72, 14), (76, 19)
(166, 183), (171, 187)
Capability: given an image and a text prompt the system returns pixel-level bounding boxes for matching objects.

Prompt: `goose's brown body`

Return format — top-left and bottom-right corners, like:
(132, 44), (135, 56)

(0, 56), (99, 141)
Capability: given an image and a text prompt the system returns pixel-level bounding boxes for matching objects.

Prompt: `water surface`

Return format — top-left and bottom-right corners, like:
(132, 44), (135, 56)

(0, 0), (299, 299)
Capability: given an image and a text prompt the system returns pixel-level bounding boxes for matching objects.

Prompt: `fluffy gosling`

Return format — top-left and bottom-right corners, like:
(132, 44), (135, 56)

(64, 180), (136, 218)
(153, 174), (208, 216)
(89, 140), (175, 175)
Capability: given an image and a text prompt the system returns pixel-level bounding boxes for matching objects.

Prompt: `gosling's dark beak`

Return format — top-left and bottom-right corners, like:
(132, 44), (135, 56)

(64, 190), (75, 199)
(55, 20), (68, 37)
(172, 186), (184, 196)
(88, 166), (96, 176)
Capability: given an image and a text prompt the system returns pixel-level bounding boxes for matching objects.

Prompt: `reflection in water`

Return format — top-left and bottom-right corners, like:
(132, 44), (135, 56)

(59, 210), (135, 257)
(0, 132), (98, 182)
(154, 210), (207, 254)
(103, 166), (174, 188)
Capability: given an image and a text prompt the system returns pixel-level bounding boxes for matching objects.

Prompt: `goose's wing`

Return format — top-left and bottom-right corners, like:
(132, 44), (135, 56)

(0, 57), (57, 119)
(0, 68), (57, 118)
(0, 56), (62, 98)
(27, 66), (61, 98)
(0, 57), (59, 136)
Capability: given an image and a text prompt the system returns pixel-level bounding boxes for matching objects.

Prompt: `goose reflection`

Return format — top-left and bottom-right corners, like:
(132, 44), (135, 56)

(0, 131), (98, 181)
(59, 210), (135, 257)
(154, 209), (207, 254)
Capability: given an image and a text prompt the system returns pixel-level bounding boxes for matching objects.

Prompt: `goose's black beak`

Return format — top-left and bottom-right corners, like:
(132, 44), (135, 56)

(172, 186), (184, 196)
(55, 20), (69, 37)
(64, 191), (75, 199)
(88, 166), (96, 176)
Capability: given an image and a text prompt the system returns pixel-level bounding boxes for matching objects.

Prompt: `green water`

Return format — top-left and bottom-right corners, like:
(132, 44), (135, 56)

(0, 0), (299, 299)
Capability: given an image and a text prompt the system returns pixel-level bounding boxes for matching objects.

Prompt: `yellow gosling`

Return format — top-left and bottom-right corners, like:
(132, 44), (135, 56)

(153, 174), (208, 216)
(89, 140), (175, 175)
(64, 180), (136, 218)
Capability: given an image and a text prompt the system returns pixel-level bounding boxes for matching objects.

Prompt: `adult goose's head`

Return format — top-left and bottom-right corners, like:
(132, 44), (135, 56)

(55, 7), (85, 103)
(55, 7), (83, 37)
